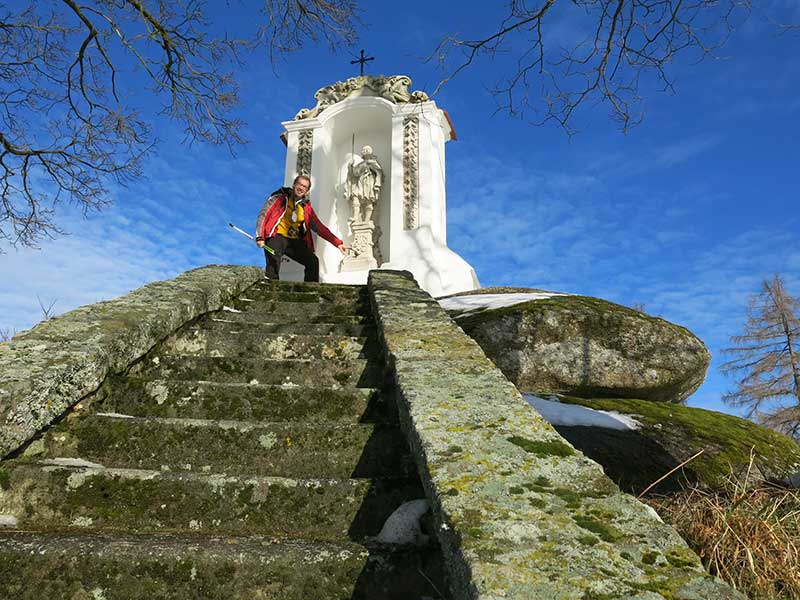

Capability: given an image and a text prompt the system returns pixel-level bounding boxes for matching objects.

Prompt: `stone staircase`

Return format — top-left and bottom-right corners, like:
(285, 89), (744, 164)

(0, 280), (448, 599)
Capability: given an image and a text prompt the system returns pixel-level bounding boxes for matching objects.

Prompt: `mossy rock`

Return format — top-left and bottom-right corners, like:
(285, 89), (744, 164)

(550, 395), (800, 494)
(445, 287), (710, 403)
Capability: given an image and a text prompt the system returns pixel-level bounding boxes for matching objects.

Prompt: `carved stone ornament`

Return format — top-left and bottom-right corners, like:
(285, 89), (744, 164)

(403, 116), (419, 230)
(295, 75), (430, 120)
(296, 129), (313, 177)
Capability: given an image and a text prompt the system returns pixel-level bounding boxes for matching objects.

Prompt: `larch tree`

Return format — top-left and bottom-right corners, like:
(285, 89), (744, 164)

(721, 275), (800, 439)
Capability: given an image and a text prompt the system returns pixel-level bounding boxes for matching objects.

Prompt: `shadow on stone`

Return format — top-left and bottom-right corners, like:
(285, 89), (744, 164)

(553, 425), (698, 495)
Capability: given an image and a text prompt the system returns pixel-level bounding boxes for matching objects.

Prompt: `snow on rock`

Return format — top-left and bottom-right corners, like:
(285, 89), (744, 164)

(222, 306), (242, 313)
(96, 412), (136, 419)
(42, 457), (105, 469)
(523, 394), (641, 431)
(375, 499), (430, 545)
(438, 292), (570, 317)
(0, 515), (19, 528)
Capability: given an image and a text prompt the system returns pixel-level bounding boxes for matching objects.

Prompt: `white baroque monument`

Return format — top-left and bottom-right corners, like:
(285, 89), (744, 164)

(279, 74), (479, 297)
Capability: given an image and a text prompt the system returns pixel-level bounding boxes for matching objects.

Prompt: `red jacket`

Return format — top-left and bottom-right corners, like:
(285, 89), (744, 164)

(255, 188), (342, 252)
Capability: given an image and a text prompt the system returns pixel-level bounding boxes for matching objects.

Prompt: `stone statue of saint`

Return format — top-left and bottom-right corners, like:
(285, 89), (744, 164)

(346, 145), (383, 225)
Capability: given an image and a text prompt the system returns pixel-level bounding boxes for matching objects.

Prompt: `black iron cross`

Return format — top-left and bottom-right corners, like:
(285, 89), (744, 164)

(350, 49), (375, 76)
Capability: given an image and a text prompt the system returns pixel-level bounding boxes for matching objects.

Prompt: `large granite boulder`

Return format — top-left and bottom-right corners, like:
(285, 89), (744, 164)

(441, 288), (710, 403)
(526, 394), (800, 494)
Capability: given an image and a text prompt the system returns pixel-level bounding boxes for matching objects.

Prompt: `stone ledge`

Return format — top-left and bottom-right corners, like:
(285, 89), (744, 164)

(368, 270), (743, 600)
(0, 265), (263, 458)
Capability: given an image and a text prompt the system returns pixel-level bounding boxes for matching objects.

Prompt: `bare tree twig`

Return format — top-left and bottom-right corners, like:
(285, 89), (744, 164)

(429, 0), (758, 134)
(0, 1), (359, 249)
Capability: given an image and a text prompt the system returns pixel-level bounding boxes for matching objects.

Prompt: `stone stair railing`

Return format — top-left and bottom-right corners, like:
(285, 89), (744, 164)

(0, 265), (744, 599)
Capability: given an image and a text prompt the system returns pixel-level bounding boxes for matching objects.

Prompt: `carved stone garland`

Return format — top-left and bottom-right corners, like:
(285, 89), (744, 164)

(403, 116), (419, 230)
(296, 129), (314, 177)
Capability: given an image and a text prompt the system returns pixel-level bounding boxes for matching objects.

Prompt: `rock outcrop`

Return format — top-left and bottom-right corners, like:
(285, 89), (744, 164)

(443, 288), (710, 403)
(527, 394), (800, 494)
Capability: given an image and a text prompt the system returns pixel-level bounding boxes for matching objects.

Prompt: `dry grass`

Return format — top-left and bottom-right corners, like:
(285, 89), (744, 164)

(645, 473), (800, 600)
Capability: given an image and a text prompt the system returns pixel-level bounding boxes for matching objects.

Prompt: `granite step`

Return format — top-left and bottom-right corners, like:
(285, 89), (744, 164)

(0, 531), (447, 600)
(90, 377), (394, 423)
(207, 307), (373, 326)
(0, 462), (425, 541)
(130, 356), (384, 388)
(246, 280), (368, 299)
(200, 312), (377, 338)
(158, 328), (381, 360)
(227, 296), (372, 315)
(21, 414), (416, 479)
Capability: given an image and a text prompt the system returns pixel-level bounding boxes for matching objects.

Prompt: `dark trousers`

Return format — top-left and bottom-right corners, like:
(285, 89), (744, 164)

(264, 235), (319, 282)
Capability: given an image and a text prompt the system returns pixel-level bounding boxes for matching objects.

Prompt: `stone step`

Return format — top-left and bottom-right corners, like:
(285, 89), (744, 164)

(247, 280), (367, 299)
(225, 298), (373, 319)
(199, 315), (376, 336)
(208, 307), (373, 326)
(91, 377), (394, 423)
(130, 356), (384, 388)
(158, 328), (381, 361)
(0, 531), (448, 600)
(23, 414), (416, 479)
(0, 463), (425, 541)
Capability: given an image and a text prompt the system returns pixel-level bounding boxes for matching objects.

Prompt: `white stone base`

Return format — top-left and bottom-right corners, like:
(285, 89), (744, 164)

(321, 270), (369, 285)
(381, 245), (479, 297)
(340, 254), (378, 272)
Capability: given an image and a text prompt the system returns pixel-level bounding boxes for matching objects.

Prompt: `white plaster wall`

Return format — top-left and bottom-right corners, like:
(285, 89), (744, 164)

(280, 95), (479, 296)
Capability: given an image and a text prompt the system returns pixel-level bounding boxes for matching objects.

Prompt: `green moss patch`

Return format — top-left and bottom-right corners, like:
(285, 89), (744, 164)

(557, 394), (800, 490)
(573, 515), (623, 543)
(507, 436), (575, 457)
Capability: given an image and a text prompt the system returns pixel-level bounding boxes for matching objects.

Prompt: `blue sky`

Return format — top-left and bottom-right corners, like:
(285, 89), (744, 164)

(1, 1), (798, 418)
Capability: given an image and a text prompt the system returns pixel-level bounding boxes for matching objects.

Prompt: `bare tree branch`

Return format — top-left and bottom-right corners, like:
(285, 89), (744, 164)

(430, 0), (758, 134)
(260, 0), (360, 63)
(0, 0), (360, 249)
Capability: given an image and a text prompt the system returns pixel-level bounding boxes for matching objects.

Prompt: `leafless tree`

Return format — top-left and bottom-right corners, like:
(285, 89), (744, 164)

(36, 294), (58, 320)
(721, 275), (800, 439)
(0, 1), (359, 249)
(429, 1), (781, 133)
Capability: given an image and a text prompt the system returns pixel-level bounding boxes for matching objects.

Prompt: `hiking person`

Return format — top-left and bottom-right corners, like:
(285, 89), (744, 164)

(255, 175), (348, 281)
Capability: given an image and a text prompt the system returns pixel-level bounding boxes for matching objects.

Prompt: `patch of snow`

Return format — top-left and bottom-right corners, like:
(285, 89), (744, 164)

(211, 318), (236, 323)
(0, 515), (19, 528)
(375, 499), (430, 545)
(96, 412), (136, 419)
(222, 305), (242, 313)
(439, 292), (570, 317)
(523, 394), (641, 431)
(43, 457), (105, 469)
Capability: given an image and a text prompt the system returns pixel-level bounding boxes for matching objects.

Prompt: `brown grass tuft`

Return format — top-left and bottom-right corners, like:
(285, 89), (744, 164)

(645, 473), (800, 600)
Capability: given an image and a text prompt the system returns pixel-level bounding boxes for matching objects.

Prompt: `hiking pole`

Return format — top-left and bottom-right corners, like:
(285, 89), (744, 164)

(228, 222), (276, 255)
